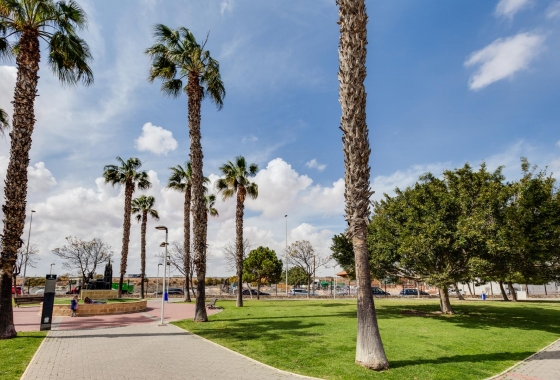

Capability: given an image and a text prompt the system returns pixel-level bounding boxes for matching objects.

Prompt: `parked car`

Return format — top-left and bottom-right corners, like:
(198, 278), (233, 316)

(154, 288), (184, 295)
(66, 286), (81, 295)
(241, 289), (270, 296)
(371, 287), (390, 296)
(289, 289), (318, 296)
(34, 289), (45, 295)
(11, 286), (22, 295)
(399, 289), (429, 296)
(448, 289), (466, 296)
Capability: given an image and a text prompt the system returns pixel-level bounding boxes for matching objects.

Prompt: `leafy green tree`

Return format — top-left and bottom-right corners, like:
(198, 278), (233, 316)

(0, 0), (93, 339)
(216, 156), (258, 308)
(131, 195), (159, 299)
(281, 267), (309, 287)
(243, 246), (283, 300)
(103, 157), (151, 298)
(147, 25), (224, 322)
(330, 233), (355, 280)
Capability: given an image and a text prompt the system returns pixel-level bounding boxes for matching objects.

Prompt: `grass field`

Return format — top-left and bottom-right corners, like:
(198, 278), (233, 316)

(0, 331), (46, 380)
(174, 299), (560, 379)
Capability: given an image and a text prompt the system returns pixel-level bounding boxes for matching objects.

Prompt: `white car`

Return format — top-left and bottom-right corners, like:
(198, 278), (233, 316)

(289, 289), (318, 296)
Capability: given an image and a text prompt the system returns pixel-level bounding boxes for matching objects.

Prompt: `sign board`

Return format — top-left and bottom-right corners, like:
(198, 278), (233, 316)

(40, 274), (57, 331)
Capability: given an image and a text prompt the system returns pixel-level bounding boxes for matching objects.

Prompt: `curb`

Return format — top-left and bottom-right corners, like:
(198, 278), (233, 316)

(168, 323), (324, 379)
(486, 338), (560, 380)
(19, 330), (49, 380)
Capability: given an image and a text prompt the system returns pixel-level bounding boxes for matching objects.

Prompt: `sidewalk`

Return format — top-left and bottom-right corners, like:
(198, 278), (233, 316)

(493, 339), (560, 380)
(21, 323), (314, 380)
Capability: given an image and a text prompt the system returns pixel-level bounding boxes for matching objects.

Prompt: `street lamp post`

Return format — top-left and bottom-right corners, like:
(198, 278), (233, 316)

(155, 226), (168, 325)
(21, 210), (36, 293)
(157, 263), (162, 298)
(285, 214), (288, 296)
(50, 263), (55, 275)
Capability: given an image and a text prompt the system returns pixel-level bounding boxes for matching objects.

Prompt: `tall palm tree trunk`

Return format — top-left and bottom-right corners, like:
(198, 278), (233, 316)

(189, 73), (208, 322)
(0, 30), (40, 339)
(184, 185), (192, 302)
(235, 189), (245, 307)
(118, 182), (133, 298)
(140, 211), (147, 299)
(338, 0), (389, 369)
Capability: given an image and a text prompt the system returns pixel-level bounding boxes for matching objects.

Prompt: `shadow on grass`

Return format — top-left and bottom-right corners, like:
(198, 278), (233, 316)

(390, 351), (535, 369)
(178, 319), (327, 342)
(376, 302), (560, 335)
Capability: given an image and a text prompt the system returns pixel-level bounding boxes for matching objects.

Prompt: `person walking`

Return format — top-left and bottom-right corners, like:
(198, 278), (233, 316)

(71, 295), (79, 317)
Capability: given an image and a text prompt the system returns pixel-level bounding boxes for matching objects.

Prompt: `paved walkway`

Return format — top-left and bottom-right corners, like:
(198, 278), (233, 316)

(493, 339), (560, 380)
(21, 323), (312, 380)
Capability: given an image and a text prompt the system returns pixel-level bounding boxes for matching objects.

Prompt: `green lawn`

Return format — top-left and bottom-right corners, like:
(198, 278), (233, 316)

(173, 299), (560, 380)
(0, 332), (46, 380)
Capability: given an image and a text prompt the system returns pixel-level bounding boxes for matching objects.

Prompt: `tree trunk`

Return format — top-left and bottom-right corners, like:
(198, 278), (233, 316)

(508, 282), (517, 302)
(140, 211), (147, 299)
(454, 283), (465, 300)
(338, 0), (388, 370)
(466, 282), (473, 296)
(188, 73), (207, 322)
(499, 281), (509, 301)
(118, 181), (134, 299)
(246, 282), (253, 299)
(257, 281), (260, 300)
(472, 281), (476, 296)
(184, 185), (192, 302)
(0, 29), (41, 339)
(438, 287), (454, 314)
(307, 274), (311, 299)
(235, 187), (246, 307)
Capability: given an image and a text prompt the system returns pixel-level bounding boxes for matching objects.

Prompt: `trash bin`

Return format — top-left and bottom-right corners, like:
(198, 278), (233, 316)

(481, 294), (486, 301)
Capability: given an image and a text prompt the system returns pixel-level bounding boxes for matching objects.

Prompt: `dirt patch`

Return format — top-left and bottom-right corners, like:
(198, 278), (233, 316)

(401, 309), (444, 317)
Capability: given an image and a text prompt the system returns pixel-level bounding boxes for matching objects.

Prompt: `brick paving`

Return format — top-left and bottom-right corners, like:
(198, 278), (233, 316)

(21, 323), (315, 380)
(493, 339), (560, 380)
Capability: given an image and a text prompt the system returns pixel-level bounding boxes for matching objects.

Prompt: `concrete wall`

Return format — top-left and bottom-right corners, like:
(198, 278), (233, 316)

(79, 289), (119, 300)
(44, 300), (147, 317)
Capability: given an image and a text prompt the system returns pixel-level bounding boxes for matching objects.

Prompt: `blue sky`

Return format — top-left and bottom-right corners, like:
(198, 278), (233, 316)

(1, 0), (560, 278)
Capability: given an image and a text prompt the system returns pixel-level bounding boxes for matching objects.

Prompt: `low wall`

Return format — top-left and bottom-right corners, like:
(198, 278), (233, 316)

(79, 289), (119, 300)
(44, 300), (147, 317)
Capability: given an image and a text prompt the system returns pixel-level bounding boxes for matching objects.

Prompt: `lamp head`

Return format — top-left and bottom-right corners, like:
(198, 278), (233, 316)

(155, 225), (167, 231)
(31, 210), (36, 213)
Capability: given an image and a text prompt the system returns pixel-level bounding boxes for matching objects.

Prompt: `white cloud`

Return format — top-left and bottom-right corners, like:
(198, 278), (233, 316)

(28, 162), (57, 193)
(242, 135), (258, 143)
(465, 32), (545, 90)
(220, 0), (234, 15)
(495, 0), (532, 19)
(134, 122), (178, 155)
(305, 159), (326, 172)
(547, 2), (560, 19)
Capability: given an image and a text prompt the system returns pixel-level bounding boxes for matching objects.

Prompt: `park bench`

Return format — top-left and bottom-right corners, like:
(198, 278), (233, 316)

(14, 296), (44, 307)
(206, 298), (220, 309)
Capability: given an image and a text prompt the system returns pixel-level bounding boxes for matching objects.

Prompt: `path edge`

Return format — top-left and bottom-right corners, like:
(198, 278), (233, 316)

(485, 337), (560, 380)
(168, 323), (324, 380)
(19, 330), (49, 380)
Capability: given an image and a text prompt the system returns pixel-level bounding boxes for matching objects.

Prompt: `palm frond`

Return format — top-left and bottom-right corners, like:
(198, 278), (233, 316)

(246, 183), (259, 200)
(0, 107), (9, 133)
(149, 209), (160, 220)
(48, 31), (93, 86)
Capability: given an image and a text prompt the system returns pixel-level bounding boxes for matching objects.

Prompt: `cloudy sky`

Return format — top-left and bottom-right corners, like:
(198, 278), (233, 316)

(1, 0), (560, 278)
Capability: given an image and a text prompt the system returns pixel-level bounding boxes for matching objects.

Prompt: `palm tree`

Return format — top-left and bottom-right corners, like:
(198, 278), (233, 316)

(337, 0), (389, 370)
(216, 156), (258, 307)
(131, 195), (159, 299)
(103, 157), (151, 298)
(0, 0), (93, 339)
(146, 25), (225, 322)
(166, 162), (209, 302)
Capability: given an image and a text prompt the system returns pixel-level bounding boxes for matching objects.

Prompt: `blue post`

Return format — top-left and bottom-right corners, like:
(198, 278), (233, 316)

(164, 292), (168, 301)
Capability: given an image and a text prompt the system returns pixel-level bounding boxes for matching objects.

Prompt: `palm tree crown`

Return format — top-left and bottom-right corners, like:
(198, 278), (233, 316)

(103, 157), (151, 191)
(145, 24), (225, 107)
(204, 193), (218, 218)
(0, 0), (93, 86)
(131, 195), (159, 222)
(215, 156), (258, 201)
